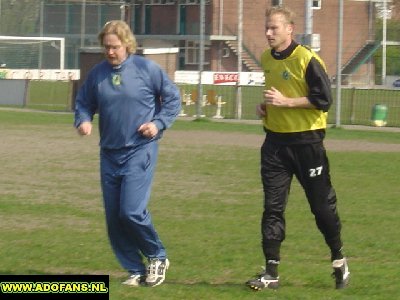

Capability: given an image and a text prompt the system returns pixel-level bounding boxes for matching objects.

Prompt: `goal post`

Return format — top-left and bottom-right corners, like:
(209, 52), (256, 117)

(0, 36), (80, 111)
(0, 36), (65, 70)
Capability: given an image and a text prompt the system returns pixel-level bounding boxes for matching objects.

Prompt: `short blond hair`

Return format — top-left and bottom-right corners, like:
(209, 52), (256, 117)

(98, 20), (137, 54)
(265, 6), (295, 25)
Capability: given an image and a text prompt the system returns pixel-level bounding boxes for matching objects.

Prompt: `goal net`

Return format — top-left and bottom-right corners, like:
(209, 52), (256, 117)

(0, 36), (65, 69)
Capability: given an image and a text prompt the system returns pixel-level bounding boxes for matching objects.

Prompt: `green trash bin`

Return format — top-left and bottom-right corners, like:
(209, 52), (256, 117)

(371, 104), (388, 127)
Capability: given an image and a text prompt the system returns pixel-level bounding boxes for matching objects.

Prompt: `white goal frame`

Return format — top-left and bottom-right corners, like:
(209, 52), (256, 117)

(0, 36), (65, 70)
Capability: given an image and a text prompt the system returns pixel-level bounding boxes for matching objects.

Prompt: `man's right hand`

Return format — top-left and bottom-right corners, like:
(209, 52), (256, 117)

(77, 121), (92, 136)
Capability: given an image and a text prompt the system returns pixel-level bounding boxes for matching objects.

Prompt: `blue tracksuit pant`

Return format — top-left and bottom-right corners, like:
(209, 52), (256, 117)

(100, 141), (166, 275)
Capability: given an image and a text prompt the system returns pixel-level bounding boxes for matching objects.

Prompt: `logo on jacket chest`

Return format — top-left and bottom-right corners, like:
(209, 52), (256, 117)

(111, 73), (122, 86)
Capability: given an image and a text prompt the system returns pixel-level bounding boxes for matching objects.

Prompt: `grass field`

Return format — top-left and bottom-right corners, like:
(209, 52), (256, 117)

(1, 109), (400, 299)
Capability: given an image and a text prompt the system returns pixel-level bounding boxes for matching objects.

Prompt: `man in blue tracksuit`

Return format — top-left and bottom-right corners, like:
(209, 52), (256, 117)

(74, 20), (181, 287)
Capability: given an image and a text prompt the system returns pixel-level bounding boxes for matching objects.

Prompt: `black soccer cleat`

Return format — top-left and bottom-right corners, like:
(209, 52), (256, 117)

(332, 258), (350, 289)
(246, 273), (279, 291)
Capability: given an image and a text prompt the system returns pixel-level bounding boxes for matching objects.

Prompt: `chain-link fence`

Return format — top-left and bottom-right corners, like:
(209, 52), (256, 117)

(1, 0), (400, 127)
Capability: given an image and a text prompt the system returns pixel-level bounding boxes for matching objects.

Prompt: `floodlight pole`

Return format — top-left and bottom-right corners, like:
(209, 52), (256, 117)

(335, 0), (343, 127)
(196, 0), (205, 118)
(80, 0), (86, 48)
(218, 0), (224, 71)
(236, 0), (243, 119)
(120, 0), (131, 24)
(219, 0), (223, 35)
(39, 0), (44, 69)
(60, 38), (65, 70)
(382, 0), (387, 85)
(305, 0), (313, 36)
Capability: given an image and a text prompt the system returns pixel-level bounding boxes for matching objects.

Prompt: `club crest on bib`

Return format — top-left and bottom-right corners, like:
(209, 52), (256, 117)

(282, 70), (290, 80)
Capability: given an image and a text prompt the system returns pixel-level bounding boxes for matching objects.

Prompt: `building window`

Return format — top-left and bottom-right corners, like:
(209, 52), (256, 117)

(185, 0), (197, 4)
(312, 0), (321, 9)
(272, 0), (283, 6)
(184, 40), (210, 65)
(144, 0), (177, 5)
(178, 0), (211, 4)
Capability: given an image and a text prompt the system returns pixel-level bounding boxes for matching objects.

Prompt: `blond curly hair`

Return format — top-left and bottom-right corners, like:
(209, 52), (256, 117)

(98, 20), (137, 54)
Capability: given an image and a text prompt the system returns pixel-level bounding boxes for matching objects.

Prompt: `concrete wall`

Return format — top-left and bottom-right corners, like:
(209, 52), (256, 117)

(0, 79), (28, 106)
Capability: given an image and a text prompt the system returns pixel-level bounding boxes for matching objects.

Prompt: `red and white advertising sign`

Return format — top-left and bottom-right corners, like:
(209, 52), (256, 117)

(174, 71), (264, 86)
(213, 72), (239, 84)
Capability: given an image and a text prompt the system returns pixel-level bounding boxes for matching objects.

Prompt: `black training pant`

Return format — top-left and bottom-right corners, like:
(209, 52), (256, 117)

(260, 138), (342, 261)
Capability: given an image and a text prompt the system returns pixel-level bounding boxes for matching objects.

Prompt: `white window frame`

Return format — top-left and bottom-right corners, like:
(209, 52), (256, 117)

(312, 0), (322, 10)
(272, 0), (283, 6)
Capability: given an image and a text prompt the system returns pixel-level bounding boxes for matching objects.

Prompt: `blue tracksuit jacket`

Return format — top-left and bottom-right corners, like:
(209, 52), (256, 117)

(74, 54), (181, 150)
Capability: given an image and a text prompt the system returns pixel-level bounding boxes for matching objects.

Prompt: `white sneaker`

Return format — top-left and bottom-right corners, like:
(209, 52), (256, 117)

(145, 258), (170, 287)
(122, 274), (145, 287)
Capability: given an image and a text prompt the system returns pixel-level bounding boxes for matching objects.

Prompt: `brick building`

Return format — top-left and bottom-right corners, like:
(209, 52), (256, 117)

(125, 0), (376, 84)
(40, 0), (380, 84)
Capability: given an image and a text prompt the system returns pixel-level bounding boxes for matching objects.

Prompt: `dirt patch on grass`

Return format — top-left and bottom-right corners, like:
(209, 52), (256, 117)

(163, 130), (400, 152)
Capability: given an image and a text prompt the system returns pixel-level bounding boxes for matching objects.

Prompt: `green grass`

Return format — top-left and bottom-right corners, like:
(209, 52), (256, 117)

(2, 108), (400, 143)
(27, 80), (74, 111)
(0, 109), (399, 299)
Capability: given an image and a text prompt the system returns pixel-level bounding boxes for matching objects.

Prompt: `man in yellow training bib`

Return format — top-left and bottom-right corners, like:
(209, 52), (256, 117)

(246, 6), (349, 291)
